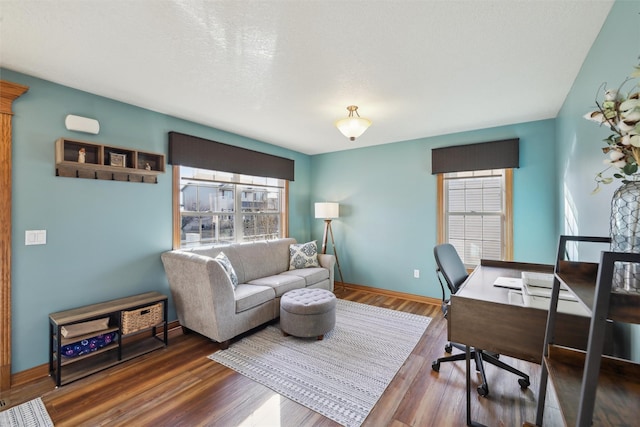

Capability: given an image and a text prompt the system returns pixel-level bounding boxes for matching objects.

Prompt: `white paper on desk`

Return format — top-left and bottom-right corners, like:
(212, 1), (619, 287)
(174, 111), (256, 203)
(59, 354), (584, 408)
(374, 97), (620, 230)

(493, 277), (523, 290)
(508, 290), (525, 305)
(521, 291), (589, 317)
(521, 271), (557, 288)
(523, 283), (578, 301)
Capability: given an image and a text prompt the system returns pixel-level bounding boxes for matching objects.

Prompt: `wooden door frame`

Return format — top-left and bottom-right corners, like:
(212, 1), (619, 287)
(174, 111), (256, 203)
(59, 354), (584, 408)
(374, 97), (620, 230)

(1, 80), (29, 391)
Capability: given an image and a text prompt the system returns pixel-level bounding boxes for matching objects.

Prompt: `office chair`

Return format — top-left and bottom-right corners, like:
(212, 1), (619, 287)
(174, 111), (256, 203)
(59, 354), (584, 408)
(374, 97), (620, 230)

(431, 243), (530, 397)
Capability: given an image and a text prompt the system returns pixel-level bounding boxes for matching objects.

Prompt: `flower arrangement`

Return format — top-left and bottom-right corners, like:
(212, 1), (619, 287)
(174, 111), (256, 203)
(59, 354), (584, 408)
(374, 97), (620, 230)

(584, 60), (640, 193)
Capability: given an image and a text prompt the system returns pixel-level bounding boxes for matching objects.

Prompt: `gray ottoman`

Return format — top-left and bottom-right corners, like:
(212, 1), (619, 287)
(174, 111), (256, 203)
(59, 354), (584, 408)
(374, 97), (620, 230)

(280, 288), (336, 340)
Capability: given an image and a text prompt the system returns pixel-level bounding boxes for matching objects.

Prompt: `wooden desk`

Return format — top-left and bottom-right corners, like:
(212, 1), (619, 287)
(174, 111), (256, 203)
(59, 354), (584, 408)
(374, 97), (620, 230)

(449, 260), (596, 426)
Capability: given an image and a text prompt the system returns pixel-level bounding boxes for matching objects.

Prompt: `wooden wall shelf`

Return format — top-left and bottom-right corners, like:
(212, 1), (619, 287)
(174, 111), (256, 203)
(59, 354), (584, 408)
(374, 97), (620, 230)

(55, 138), (165, 184)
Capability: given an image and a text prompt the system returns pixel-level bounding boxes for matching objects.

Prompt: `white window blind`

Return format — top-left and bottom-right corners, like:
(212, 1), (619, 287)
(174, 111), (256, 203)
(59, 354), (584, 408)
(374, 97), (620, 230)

(444, 170), (505, 267)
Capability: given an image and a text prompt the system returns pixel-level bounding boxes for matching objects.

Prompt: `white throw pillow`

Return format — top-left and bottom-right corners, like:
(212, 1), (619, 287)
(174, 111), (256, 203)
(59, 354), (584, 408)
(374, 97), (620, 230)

(214, 251), (238, 289)
(289, 241), (319, 270)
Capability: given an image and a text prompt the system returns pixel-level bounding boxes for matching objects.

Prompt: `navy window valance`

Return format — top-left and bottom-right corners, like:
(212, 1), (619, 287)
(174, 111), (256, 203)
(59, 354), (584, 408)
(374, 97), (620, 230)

(168, 131), (295, 181)
(431, 138), (519, 174)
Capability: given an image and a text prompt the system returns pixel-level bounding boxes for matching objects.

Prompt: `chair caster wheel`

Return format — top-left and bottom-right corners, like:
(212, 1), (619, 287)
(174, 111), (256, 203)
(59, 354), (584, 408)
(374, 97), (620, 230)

(444, 343), (452, 353)
(518, 378), (530, 389)
(477, 384), (489, 397)
(432, 361), (440, 372)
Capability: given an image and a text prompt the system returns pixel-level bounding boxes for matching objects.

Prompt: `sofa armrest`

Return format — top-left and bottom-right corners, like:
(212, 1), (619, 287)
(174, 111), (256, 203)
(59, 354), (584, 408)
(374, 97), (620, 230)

(318, 253), (336, 286)
(161, 251), (236, 341)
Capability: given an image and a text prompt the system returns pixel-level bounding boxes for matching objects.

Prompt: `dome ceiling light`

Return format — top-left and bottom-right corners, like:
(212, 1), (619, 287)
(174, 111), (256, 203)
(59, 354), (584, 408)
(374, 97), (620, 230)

(335, 105), (371, 141)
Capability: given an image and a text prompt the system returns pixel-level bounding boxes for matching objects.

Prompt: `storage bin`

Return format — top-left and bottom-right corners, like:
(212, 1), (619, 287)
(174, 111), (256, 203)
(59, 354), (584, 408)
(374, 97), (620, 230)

(61, 332), (118, 358)
(121, 303), (163, 335)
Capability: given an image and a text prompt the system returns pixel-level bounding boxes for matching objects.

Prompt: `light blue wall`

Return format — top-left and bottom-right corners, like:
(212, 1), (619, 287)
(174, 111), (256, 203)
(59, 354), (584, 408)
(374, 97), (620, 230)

(555, 0), (640, 360)
(557, 0), (639, 241)
(310, 119), (558, 298)
(2, 69), (312, 373)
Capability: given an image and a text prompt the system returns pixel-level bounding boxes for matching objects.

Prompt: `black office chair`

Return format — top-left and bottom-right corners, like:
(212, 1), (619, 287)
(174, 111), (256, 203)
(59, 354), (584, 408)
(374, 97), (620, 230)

(431, 243), (530, 396)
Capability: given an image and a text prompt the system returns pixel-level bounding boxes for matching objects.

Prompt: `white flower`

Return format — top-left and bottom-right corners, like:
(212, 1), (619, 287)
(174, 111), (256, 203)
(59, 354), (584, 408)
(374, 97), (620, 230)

(612, 160), (626, 169)
(620, 98), (639, 112)
(605, 150), (626, 169)
(620, 120), (637, 133)
(622, 110), (640, 121)
(609, 150), (625, 161)
(586, 61), (640, 191)
(605, 89), (624, 101)
(584, 110), (606, 123)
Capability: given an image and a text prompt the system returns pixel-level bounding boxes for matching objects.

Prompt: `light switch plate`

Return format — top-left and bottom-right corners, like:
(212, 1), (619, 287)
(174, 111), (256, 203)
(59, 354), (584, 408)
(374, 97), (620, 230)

(25, 230), (46, 245)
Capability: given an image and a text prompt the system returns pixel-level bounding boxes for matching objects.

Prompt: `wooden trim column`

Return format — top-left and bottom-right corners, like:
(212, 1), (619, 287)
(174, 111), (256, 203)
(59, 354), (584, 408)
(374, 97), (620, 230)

(0, 80), (29, 391)
(171, 166), (180, 249)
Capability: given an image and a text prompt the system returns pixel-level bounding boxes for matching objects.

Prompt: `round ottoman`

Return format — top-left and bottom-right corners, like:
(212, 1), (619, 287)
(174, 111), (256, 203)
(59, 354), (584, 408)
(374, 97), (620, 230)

(280, 288), (336, 340)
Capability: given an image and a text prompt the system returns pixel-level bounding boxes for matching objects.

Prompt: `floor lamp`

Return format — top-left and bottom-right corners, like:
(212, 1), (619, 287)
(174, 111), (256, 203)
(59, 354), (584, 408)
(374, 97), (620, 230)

(315, 202), (345, 287)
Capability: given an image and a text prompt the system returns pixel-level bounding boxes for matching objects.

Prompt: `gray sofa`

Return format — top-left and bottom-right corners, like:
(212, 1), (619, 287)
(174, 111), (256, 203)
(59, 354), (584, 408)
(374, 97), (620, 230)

(161, 238), (335, 348)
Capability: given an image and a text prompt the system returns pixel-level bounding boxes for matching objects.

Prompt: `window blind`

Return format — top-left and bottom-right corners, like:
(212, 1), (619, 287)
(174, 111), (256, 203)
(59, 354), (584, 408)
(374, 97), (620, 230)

(446, 174), (504, 265)
(431, 138), (519, 174)
(168, 131), (295, 181)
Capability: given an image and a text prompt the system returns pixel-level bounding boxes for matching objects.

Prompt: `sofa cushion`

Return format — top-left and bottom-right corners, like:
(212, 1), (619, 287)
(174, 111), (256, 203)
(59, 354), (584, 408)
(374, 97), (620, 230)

(267, 238), (297, 273)
(282, 267), (329, 286)
(289, 241), (319, 270)
(189, 245), (228, 260)
(248, 274), (305, 297)
(179, 238), (298, 284)
(234, 241), (282, 283)
(234, 284), (275, 313)
(214, 251), (238, 289)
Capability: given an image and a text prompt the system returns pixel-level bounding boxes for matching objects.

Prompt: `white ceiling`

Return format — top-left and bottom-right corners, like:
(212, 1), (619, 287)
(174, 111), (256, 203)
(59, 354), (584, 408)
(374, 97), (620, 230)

(0, 0), (614, 155)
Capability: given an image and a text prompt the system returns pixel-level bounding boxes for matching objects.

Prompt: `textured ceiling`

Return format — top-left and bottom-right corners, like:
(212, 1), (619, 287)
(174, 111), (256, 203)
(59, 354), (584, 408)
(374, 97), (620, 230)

(0, 1), (614, 155)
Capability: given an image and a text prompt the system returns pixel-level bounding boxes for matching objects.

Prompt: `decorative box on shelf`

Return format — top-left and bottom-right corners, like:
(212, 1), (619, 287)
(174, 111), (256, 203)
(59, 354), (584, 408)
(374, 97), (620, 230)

(55, 137), (165, 184)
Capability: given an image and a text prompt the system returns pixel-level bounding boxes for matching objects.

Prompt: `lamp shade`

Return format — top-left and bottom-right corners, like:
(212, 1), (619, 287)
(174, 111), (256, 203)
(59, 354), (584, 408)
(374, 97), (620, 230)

(315, 202), (339, 219)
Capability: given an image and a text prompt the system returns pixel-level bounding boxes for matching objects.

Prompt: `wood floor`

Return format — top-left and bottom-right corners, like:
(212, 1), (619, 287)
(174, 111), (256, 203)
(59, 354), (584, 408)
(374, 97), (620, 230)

(1, 287), (563, 426)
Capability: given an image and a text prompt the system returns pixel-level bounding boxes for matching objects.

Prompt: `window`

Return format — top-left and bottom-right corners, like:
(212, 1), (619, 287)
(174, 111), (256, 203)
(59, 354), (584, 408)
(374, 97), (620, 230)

(174, 166), (287, 248)
(438, 169), (513, 268)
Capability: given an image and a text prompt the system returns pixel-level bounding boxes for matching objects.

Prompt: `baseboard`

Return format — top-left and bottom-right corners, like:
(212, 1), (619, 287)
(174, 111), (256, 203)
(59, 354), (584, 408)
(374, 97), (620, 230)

(10, 365), (45, 388)
(337, 281), (441, 306)
(10, 320), (184, 387)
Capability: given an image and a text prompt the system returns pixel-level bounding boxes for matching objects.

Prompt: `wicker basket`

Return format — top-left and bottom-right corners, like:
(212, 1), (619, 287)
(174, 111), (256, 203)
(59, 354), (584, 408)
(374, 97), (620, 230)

(121, 303), (163, 335)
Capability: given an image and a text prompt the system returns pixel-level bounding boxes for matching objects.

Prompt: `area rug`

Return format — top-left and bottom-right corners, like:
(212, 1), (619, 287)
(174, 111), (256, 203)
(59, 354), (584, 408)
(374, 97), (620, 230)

(0, 398), (54, 427)
(209, 299), (431, 427)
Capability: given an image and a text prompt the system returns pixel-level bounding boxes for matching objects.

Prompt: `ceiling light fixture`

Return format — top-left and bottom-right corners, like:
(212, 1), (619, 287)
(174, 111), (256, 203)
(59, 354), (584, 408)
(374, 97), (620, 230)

(335, 105), (371, 141)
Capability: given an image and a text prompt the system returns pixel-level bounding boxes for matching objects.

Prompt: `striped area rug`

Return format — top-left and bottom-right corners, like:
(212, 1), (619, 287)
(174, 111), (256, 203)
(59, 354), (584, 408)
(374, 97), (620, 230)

(209, 299), (431, 427)
(0, 398), (54, 427)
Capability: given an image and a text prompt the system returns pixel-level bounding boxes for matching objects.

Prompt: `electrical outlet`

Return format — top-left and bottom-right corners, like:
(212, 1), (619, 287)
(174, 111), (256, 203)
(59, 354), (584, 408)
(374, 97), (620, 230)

(413, 269), (420, 278)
